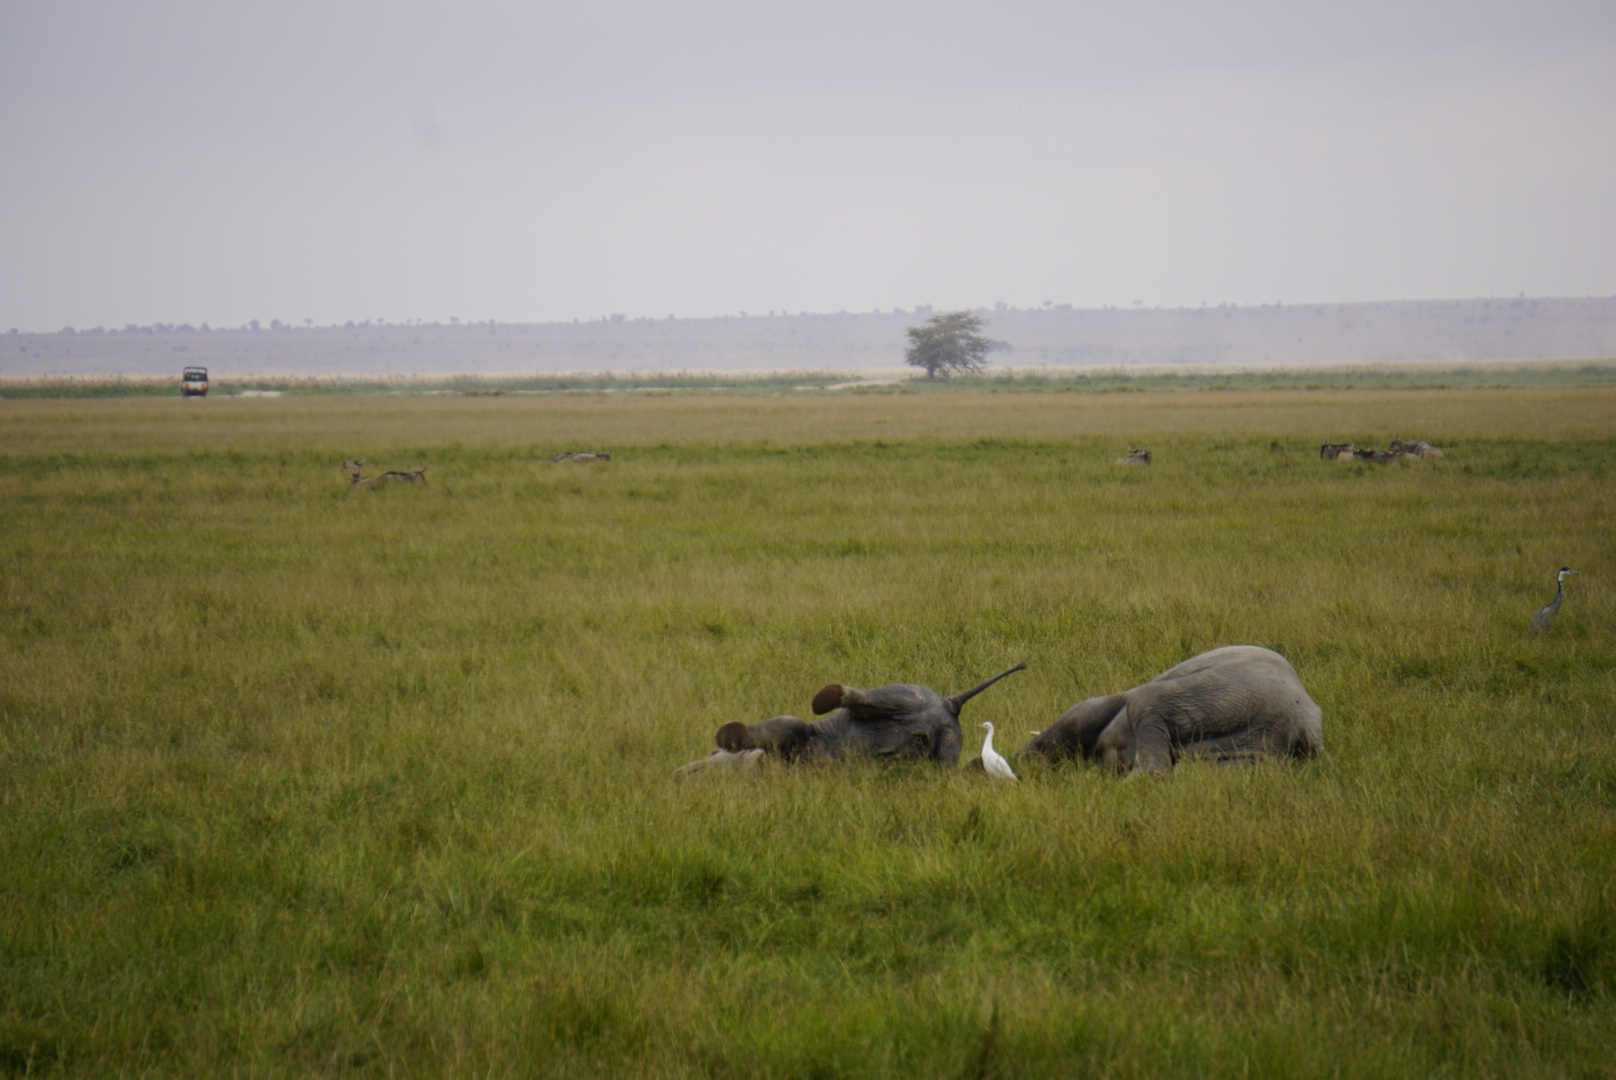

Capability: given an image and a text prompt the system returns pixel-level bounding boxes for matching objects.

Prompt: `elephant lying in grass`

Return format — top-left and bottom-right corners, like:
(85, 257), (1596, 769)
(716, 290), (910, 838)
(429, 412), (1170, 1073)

(676, 664), (1027, 775)
(1018, 646), (1323, 774)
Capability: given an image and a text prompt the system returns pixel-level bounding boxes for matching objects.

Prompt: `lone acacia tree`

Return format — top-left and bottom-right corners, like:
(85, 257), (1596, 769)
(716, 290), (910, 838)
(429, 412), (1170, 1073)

(904, 311), (998, 379)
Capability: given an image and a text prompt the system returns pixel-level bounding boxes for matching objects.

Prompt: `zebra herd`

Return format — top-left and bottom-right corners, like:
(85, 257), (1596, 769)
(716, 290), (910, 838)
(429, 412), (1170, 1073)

(1318, 438), (1444, 463)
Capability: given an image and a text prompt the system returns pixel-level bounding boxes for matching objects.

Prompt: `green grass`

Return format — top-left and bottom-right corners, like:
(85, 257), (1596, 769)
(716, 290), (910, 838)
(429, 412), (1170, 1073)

(2, 391), (1614, 1076)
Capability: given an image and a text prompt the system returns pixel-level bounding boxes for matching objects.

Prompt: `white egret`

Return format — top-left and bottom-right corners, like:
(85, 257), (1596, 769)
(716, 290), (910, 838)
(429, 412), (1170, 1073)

(979, 722), (1018, 781)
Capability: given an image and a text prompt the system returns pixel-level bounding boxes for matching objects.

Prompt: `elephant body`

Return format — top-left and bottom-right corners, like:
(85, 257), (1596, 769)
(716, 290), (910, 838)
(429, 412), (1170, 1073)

(1018, 646), (1322, 773)
(677, 665), (1027, 774)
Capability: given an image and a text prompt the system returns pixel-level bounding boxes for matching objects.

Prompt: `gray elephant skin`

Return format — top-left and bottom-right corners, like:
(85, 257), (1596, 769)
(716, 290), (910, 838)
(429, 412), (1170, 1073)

(1018, 646), (1322, 774)
(677, 664), (1026, 775)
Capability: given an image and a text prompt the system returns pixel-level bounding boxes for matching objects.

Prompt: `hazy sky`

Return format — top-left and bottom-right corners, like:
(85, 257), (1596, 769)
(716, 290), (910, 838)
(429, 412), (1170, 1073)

(3, 1), (1614, 331)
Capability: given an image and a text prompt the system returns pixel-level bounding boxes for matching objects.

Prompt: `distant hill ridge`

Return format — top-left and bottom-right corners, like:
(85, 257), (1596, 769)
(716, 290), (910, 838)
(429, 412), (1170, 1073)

(7, 297), (1616, 377)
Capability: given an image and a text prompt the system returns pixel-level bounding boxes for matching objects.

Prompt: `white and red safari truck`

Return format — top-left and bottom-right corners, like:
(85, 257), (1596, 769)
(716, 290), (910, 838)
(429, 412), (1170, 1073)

(181, 366), (209, 397)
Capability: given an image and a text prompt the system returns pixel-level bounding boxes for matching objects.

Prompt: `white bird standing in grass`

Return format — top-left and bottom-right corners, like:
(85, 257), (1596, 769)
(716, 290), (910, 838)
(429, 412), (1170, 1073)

(979, 722), (1017, 781)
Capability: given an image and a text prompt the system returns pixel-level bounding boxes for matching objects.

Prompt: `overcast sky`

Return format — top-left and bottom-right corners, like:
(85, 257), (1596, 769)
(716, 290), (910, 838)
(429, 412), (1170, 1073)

(3, 0), (1614, 331)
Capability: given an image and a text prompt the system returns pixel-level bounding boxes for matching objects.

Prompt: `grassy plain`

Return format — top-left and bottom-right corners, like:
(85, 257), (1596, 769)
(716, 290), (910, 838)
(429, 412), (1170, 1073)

(2, 388), (1614, 1077)
(5, 358), (1616, 398)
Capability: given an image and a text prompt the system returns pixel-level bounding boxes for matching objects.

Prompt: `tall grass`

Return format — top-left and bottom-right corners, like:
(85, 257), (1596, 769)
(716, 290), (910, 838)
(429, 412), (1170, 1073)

(1, 391), (1613, 1076)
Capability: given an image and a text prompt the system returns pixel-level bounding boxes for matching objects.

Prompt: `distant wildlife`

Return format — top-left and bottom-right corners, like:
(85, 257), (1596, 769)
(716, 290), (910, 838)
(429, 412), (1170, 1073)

(343, 461), (425, 488)
(1353, 447), (1399, 464)
(1019, 646), (1323, 774)
(1322, 438), (1444, 463)
(1530, 567), (1579, 634)
(552, 451), (612, 463)
(1388, 438), (1444, 461)
(1115, 447), (1152, 466)
(978, 722), (1017, 781)
(675, 663), (1027, 775)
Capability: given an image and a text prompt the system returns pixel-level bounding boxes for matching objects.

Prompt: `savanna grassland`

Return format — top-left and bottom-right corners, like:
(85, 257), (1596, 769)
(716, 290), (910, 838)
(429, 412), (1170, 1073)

(2, 388), (1614, 1078)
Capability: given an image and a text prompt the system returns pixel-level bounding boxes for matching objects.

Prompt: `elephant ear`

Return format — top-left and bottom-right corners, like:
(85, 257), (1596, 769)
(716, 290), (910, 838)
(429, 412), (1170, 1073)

(934, 720), (963, 767)
(1130, 713), (1174, 773)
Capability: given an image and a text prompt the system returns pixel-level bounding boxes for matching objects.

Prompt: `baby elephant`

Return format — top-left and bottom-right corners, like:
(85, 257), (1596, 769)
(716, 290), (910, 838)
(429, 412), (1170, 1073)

(1019, 646), (1322, 774)
(680, 664), (1027, 774)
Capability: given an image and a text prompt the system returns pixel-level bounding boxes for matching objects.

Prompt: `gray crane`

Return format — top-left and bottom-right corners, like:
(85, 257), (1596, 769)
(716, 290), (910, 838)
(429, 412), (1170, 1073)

(1530, 567), (1579, 634)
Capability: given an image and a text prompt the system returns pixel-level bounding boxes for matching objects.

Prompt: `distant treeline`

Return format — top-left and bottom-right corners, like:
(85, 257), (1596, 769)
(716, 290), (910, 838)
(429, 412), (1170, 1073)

(7, 297), (1616, 378)
(0, 372), (852, 399)
(7, 363), (1616, 399)
(923, 363), (1616, 393)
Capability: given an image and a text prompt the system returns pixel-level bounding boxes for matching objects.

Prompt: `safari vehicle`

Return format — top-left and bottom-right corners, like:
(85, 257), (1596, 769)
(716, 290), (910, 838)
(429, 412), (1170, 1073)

(181, 366), (209, 397)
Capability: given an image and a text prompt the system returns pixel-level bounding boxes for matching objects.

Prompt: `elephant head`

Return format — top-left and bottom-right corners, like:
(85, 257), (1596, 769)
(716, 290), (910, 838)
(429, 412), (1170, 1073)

(1019, 646), (1322, 774)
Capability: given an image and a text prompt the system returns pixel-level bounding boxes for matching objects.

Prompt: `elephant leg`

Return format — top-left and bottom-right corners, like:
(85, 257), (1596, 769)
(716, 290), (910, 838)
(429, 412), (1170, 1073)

(716, 715), (813, 759)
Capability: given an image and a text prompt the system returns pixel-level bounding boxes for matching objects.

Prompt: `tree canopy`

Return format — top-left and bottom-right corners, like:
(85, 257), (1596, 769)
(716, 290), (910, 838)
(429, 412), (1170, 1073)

(904, 311), (998, 379)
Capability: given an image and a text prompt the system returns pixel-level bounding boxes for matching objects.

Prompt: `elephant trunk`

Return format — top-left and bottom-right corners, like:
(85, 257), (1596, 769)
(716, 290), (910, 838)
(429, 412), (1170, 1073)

(945, 663), (1028, 713)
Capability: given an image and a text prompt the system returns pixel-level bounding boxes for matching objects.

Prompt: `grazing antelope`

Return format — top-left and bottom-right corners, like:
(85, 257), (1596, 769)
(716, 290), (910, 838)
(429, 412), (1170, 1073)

(380, 468), (427, 484)
(1320, 442), (1356, 462)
